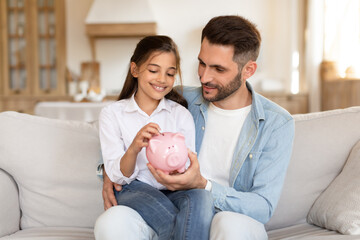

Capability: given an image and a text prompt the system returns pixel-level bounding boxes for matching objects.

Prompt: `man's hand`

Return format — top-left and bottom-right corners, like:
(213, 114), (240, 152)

(147, 150), (207, 191)
(102, 169), (122, 210)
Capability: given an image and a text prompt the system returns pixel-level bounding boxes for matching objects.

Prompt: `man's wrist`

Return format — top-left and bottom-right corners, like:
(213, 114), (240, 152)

(199, 176), (207, 189)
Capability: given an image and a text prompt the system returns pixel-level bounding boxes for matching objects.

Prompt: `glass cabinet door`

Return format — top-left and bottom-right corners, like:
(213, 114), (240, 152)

(37, 0), (57, 92)
(6, 0), (30, 94)
(35, 0), (66, 95)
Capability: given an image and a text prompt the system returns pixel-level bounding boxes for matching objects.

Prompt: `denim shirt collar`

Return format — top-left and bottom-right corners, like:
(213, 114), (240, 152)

(247, 82), (265, 124)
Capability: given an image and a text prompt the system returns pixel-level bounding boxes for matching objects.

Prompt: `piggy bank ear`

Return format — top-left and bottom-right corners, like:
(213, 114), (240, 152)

(172, 133), (185, 142)
(148, 139), (162, 154)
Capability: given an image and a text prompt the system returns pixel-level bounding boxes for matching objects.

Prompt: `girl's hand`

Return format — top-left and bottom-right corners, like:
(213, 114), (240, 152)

(120, 123), (161, 177)
(128, 123), (161, 154)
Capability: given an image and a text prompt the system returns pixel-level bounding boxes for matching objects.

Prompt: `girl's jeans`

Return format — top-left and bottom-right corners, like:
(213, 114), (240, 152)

(115, 180), (215, 240)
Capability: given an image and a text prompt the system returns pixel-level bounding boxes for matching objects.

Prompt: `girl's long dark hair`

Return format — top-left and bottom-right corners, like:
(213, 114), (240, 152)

(118, 35), (187, 108)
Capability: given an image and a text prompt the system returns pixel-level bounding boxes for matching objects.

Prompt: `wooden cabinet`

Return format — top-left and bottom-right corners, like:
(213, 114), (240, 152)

(0, 95), (72, 114)
(261, 92), (309, 114)
(1, 97), (37, 114)
(321, 79), (360, 111)
(0, 0), (67, 114)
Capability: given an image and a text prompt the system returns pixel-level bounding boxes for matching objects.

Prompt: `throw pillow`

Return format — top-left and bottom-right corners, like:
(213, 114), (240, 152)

(0, 112), (103, 229)
(307, 139), (360, 235)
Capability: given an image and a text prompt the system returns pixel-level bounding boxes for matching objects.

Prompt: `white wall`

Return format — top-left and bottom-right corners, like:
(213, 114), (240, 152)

(66, 0), (298, 95)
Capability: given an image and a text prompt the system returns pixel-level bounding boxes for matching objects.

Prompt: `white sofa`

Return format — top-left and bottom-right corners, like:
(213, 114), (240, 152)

(1, 107), (360, 240)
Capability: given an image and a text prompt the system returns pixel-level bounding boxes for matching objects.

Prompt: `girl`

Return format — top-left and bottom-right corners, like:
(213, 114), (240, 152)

(99, 36), (214, 240)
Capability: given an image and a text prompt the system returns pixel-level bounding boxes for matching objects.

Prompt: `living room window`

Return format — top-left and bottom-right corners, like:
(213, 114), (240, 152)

(323, 0), (360, 78)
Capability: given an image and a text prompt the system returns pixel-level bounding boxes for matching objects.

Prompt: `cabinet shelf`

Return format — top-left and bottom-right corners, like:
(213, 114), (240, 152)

(39, 65), (56, 69)
(38, 7), (55, 11)
(8, 34), (26, 38)
(9, 64), (26, 69)
(39, 34), (56, 38)
(8, 7), (25, 11)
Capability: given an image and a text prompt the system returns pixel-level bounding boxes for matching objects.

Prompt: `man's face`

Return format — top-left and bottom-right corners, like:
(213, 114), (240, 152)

(198, 38), (242, 102)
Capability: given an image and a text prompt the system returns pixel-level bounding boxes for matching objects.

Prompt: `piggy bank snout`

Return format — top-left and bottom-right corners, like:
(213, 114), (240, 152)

(166, 154), (183, 168)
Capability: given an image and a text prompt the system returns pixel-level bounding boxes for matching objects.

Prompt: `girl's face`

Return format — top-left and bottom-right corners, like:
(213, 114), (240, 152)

(132, 51), (177, 103)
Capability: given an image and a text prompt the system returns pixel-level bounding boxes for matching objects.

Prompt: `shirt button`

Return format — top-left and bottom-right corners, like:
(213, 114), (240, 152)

(249, 154), (253, 159)
(202, 126), (205, 131)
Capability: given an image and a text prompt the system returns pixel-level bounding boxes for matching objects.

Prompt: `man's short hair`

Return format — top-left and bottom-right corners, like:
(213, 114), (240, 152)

(201, 15), (261, 66)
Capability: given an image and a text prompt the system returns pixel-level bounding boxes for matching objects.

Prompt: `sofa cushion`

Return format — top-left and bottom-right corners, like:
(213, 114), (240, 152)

(307, 139), (360, 235)
(268, 223), (360, 240)
(266, 107), (360, 230)
(3, 227), (94, 240)
(0, 112), (103, 229)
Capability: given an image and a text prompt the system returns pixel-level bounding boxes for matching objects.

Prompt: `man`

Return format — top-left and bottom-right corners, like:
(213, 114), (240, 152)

(94, 15), (294, 240)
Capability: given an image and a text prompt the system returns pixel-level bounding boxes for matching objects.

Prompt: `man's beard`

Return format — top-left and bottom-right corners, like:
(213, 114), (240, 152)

(202, 72), (242, 102)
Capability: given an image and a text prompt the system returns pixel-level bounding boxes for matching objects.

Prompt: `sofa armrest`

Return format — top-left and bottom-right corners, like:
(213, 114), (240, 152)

(0, 169), (20, 237)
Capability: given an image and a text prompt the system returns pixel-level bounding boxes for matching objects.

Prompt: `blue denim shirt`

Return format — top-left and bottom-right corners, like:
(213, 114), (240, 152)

(178, 83), (295, 224)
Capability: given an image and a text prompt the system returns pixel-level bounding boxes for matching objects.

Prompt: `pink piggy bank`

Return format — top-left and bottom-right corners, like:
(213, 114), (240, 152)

(146, 132), (188, 174)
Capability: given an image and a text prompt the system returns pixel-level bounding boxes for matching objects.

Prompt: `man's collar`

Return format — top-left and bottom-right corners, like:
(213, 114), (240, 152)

(246, 82), (265, 121)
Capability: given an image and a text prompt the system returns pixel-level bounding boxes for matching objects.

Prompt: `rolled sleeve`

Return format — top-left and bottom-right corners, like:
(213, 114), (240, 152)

(106, 156), (138, 185)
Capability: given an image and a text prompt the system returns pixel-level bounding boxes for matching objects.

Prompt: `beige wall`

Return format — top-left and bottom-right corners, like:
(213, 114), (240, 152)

(65, 0), (93, 78)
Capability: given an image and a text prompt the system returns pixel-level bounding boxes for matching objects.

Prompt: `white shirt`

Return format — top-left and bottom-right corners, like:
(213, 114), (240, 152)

(199, 103), (251, 187)
(99, 94), (195, 189)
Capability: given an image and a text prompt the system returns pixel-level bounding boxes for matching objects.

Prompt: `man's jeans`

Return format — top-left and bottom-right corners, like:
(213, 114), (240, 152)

(114, 180), (215, 240)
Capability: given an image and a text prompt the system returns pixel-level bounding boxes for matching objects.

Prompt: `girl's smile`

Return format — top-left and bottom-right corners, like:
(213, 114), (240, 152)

(151, 83), (167, 92)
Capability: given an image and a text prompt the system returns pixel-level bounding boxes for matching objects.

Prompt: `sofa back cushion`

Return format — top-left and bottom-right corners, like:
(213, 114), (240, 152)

(266, 107), (360, 230)
(0, 111), (104, 229)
